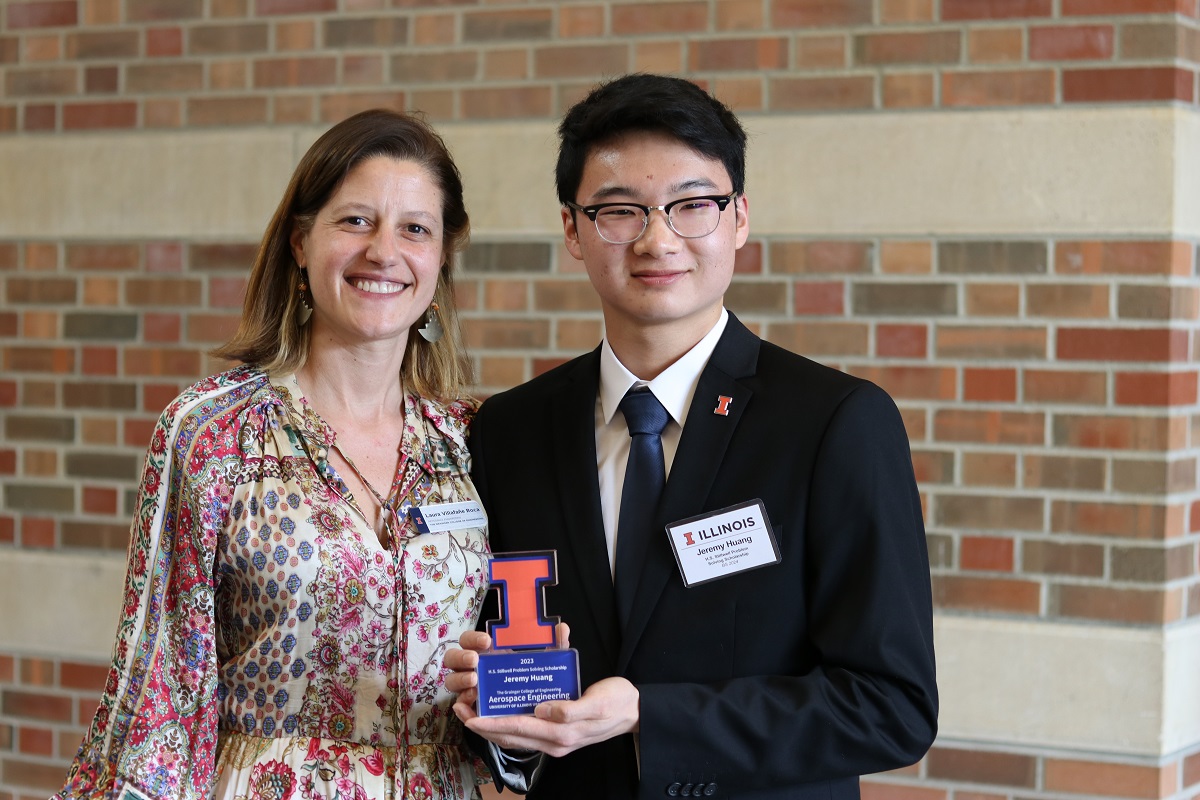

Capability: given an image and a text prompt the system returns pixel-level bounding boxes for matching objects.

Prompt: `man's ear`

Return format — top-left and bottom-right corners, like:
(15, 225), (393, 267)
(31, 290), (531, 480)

(562, 206), (584, 262)
(733, 193), (750, 250)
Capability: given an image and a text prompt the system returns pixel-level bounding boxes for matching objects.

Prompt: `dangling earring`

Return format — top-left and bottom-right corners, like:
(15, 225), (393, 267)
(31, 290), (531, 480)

(296, 269), (313, 326)
(418, 302), (443, 343)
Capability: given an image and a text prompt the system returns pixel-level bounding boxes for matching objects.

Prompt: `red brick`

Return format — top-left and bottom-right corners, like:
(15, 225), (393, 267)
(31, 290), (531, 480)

(1062, 0), (1192, 14)
(773, 0), (873, 27)
(943, 0), (1052, 19)
(934, 409), (1045, 445)
(1030, 25), (1114, 60)
(690, 38), (789, 72)
(861, 783), (946, 800)
(81, 346), (118, 376)
(960, 536), (1015, 571)
(147, 26), (184, 57)
(1056, 240), (1192, 277)
(85, 65), (119, 94)
(1115, 371), (1199, 406)
(18, 724), (53, 756)
(1057, 327), (1188, 362)
(965, 283), (1020, 316)
(635, 41), (685, 74)
(2, 690), (72, 722)
(613, 2), (708, 34)
(911, 449), (954, 484)
(943, 70), (1055, 106)
(122, 348), (202, 378)
(1055, 413), (1185, 451)
(796, 35), (848, 69)
(962, 452), (1017, 487)
(771, 76), (875, 110)
(733, 242), (762, 274)
(256, 0), (336, 12)
(59, 661), (108, 692)
(319, 92), (407, 124)
(82, 486), (119, 515)
(62, 101), (136, 130)
(7, 1), (78, 28)
(964, 368), (1017, 402)
(534, 44), (627, 79)
(1052, 500), (1173, 539)
(560, 5), (605, 37)
(1064, 67), (1194, 103)
(188, 96), (269, 126)
(6, 66), (78, 96)
(66, 243), (140, 271)
(716, 0), (765, 30)
(22, 516), (56, 548)
(210, 276), (250, 308)
(880, 0), (936, 23)
(876, 324), (928, 358)
(851, 366), (957, 401)
(794, 281), (845, 315)
(933, 575), (1041, 614)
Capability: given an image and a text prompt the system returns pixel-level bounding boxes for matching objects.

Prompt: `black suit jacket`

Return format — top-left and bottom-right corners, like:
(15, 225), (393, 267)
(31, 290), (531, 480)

(469, 314), (938, 799)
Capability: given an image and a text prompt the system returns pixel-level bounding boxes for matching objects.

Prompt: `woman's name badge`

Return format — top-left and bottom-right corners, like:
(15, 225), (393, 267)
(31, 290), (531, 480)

(666, 499), (781, 587)
(408, 500), (486, 534)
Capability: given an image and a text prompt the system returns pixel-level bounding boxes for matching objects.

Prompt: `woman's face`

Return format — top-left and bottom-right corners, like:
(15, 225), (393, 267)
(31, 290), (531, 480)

(291, 155), (445, 350)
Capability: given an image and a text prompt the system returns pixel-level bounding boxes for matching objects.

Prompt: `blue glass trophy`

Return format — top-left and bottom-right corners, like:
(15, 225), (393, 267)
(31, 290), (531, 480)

(476, 551), (581, 716)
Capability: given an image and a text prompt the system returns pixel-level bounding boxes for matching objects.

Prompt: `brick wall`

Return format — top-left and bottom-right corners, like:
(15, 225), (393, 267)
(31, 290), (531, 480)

(3, 1), (1200, 799)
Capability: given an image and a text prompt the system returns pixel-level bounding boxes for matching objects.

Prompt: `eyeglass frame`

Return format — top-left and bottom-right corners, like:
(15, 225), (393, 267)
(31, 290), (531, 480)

(563, 191), (739, 244)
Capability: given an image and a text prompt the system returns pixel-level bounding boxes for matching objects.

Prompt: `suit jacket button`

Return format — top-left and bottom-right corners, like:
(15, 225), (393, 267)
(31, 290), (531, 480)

(704, 783), (718, 796)
(693, 783), (706, 796)
(681, 784), (694, 796)
(667, 782), (682, 796)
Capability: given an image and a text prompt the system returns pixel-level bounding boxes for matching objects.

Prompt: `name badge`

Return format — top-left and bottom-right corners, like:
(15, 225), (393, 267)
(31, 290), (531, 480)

(666, 499), (780, 587)
(408, 500), (487, 534)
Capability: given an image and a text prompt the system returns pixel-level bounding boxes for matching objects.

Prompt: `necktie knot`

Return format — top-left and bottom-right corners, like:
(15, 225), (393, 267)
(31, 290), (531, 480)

(619, 389), (669, 438)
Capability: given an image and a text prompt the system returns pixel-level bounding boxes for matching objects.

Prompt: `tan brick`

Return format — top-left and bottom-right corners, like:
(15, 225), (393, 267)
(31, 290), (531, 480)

(691, 38), (789, 72)
(464, 9), (552, 42)
(319, 92), (407, 124)
(726, 281), (788, 313)
(478, 355), (526, 389)
(936, 494), (1044, 532)
(766, 322), (869, 356)
(795, 34), (848, 69)
(8, 277), (77, 304)
(1054, 413), (1182, 452)
(188, 22), (268, 54)
(1024, 369), (1107, 405)
(1026, 284), (1110, 318)
(8, 0), (78, 28)
(713, 78), (765, 112)
(964, 283), (1020, 316)
(413, 13), (456, 46)
(533, 280), (602, 313)
(560, 5), (606, 37)
(968, 27), (1025, 63)
(1024, 454), (1106, 490)
(462, 85), (551, 119)
(1118, 284), (1200, 321)
(944, 0), (1052, 19)
(1120, 22), (1179, 60)
(926, 748), (1036, 788)
(1045, 759), (1177, 800)
(463, 319), (550, 349)
(66, 243), (140, 271)
(883, 72), (935, 108)
(773, 0), (872, 26)
(1052, 500), (1172, 539)
(127, 0), (203, 21)
(943, 70), (1055, 107)
(880, 0), (936, 23)
(65, 30), (138, 59)
(6, 66), (79, 96)
(1030, 24), (1114, 61)
(769, 241), (872, 274)
(125, 278), (203, 306)
(1112, 543), (1196, 583)
(1023, 540), (1105, 577)
(633, 41), (685, 74)
(854, 31), (960, 65)
(935, 326), (1046, 359)
(771, 75), (875, 111)
(253, 56), (337, 88)
(393, 51), (477, 83)
(555, 319), (603, 351)
(325, 16), (408, 47)
(716, 0), (764, 30)
(939, 241), (1047, 274)
(1112, 457), (1196, 494)
(535, 44), (627, 79)
(852, 282), (957, 316)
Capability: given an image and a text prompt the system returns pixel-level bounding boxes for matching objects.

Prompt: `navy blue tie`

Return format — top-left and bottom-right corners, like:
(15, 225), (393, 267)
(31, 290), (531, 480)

(615, 388), (670, 629)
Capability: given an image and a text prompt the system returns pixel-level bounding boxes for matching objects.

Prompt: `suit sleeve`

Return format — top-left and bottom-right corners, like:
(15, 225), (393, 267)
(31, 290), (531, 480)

(636, 382), (938, 791)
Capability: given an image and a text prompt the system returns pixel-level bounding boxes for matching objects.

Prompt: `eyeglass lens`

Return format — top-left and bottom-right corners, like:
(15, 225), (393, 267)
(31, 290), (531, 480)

(595, 197), (724, 243)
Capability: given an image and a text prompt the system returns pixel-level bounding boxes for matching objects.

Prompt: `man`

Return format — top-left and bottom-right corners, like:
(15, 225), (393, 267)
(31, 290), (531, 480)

(447, 73), (938, 799)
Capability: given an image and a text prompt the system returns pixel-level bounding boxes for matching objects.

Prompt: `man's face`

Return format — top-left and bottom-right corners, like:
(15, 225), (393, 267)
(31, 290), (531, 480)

(562, 131), (749, 342)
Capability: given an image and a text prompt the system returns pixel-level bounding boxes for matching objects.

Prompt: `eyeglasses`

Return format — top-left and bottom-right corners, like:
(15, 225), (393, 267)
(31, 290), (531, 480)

(565, 192), (737, 244)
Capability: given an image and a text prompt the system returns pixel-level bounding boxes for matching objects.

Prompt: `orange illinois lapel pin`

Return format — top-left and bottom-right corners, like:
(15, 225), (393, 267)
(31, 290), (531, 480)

(714, 395), (733, 416)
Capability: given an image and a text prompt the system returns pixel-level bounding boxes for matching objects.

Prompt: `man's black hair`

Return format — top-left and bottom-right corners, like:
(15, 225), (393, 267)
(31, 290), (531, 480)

(555, 73), (748, 206)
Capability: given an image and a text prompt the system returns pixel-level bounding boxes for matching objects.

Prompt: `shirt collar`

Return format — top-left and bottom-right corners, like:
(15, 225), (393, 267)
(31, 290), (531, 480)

(599, 309), (729, 428)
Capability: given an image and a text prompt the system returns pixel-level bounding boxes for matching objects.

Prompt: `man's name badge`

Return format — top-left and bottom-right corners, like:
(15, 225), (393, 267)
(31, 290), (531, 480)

(408, 500), (486, 534)
(477, 550), (581, 717)
(666, 499), (781, 587)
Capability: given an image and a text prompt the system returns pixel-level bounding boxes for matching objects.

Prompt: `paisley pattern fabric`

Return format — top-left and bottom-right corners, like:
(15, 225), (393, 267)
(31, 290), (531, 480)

(55, 366), (490, 800)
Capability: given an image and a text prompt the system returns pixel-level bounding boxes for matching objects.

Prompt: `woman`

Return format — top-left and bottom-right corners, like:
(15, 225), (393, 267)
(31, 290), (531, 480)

(57, 109), (490, 800)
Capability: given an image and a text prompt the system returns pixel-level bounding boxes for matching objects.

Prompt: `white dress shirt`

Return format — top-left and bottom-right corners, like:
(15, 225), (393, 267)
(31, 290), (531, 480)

(595, 309), (729, 578)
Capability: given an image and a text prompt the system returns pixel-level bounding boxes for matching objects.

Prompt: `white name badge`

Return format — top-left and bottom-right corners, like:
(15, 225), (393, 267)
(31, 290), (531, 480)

(666, 499), (780, 587)
(409, 500), (487, 534)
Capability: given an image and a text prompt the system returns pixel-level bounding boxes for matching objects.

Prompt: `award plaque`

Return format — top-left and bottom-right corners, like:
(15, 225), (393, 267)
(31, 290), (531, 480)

(476, 550), (581, 716)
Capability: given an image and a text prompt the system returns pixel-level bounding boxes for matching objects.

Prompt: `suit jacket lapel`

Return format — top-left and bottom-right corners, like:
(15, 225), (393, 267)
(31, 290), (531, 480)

(617, 315), (761, 670)
(551, 348), (621, 665)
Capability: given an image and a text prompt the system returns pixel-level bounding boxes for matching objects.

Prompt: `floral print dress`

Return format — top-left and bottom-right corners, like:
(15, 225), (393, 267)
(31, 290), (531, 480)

(56, 366), (491, 800)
